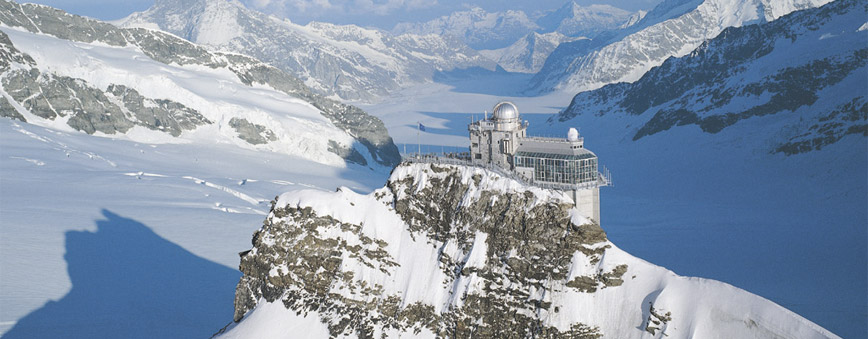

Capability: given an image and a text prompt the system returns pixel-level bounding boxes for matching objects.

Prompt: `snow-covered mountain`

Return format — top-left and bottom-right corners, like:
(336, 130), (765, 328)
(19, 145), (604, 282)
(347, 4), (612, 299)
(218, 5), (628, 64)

(393, 2), (640, 72)
(216, 162), (837, 338)
(392, 3), (640, 51)
(531, 0), (832, 94)
(536, 2), (637, 37)
(556, 0), (866, 154)
(119, 0), (496, 102)
(392, 7), (540, 50)
(0, 0), (400, 168)
(480, 32), (584, 73)
(620, 10), (649, 29)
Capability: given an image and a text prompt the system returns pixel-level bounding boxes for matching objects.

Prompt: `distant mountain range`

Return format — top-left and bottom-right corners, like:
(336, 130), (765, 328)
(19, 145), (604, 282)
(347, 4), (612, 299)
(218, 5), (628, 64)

(119, 0), (496, 102)
(108, 0), (844, 105)
(536, 2), (641, 37)
(392, 7), (541, 50)
(480, 32), (585, 74)
(392, 2), (641, 50)
(119, 0), (663, 102)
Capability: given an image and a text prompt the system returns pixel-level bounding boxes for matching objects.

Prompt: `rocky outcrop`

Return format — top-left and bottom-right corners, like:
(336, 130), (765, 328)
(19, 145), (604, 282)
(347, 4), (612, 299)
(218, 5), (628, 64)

(0, 27), (33, 70)
(0, 95), (24, 122)
(0, 31), (211, 136)
(1, 67), (212, 135)
(222, 163), (836, 338)
(228, 117), (277, 145)
(107, 85), (211, 137)
(774, 98), (868, 155)
(231, 163), (609, 337)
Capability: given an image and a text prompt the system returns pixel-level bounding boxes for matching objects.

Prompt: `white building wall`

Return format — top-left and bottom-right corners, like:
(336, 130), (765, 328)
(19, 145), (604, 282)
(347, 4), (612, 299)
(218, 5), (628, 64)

(571, 187), (600, 224)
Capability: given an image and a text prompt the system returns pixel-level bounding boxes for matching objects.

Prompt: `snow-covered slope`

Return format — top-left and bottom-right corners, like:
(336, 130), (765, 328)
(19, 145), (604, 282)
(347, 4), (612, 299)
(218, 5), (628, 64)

(217, 163), (837, 338)
(531, 0), (832, 93)
(557, 0), (866, 153)
(119, 0), (496, 102)
(480, 32), (584, 74)
(0, 111), (391, 338)
(0, 0), (400, 167)
(392, 7), (540, 50)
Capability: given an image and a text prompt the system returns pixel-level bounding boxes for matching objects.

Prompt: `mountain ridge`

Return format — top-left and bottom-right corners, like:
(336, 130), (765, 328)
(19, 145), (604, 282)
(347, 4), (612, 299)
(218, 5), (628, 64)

(530, 0), (832, 94)
(555, 0), (866, 155)
(0, 0), (400, 167)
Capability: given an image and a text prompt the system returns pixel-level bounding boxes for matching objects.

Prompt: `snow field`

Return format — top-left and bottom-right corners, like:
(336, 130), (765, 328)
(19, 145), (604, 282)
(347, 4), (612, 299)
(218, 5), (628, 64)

(0, 119), (388, 337)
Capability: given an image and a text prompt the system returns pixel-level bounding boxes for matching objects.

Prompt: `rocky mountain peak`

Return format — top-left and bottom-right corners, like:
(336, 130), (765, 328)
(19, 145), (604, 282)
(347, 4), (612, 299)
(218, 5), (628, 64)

(219, 162), (836, 338)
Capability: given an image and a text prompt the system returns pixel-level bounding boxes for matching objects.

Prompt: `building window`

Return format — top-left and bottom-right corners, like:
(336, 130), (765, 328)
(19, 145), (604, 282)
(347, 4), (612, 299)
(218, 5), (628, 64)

(475, 154), (482, 159)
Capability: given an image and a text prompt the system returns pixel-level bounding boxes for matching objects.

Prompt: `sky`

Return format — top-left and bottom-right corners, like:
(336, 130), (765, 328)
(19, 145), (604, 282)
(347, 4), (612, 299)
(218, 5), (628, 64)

(20, 0), (662, 28)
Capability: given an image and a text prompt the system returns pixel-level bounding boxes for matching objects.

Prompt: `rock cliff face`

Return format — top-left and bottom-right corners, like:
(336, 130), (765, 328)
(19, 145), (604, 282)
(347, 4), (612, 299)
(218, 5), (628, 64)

(557, 0), (866, 154)
(220, 163), (836, 338)
(0, 0), (399, 167)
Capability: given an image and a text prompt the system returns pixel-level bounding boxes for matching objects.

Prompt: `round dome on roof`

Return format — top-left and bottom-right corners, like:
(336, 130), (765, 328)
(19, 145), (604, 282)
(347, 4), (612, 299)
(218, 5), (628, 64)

(567, 128), (580, 141)
(492, 101), (519, 120)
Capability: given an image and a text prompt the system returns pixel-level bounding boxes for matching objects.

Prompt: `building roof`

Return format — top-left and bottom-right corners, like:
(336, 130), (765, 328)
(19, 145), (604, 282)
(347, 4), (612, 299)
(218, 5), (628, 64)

(516, 138), (596, 159)
(492, 101), (519, 121)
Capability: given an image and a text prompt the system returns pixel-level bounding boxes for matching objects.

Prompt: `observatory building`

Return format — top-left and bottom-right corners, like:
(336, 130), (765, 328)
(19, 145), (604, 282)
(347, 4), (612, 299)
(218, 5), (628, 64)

(468, 101), (608, 222)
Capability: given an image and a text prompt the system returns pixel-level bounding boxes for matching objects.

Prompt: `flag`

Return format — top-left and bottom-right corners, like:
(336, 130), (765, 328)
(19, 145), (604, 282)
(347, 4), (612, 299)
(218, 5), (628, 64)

(418, 123), (426, 131)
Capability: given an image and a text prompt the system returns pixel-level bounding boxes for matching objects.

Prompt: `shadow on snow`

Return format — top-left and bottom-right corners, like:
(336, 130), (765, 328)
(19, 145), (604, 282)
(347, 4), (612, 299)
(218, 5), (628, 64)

(3, 210), (239, 339)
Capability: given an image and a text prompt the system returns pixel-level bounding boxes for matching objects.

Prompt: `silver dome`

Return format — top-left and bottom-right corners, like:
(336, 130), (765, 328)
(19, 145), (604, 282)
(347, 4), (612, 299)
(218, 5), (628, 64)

(492, 101), (519, 120)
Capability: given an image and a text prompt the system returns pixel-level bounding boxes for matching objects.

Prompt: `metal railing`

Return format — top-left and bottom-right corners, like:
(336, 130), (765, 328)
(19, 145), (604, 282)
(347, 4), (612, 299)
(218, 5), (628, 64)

(521, 136), (583, 144)
(401, 153), (611, 190)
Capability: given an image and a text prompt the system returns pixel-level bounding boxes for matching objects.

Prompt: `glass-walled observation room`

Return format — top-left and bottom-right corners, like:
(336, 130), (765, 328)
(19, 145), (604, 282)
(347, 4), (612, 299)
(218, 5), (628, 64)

(514, 151), (598, 185)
